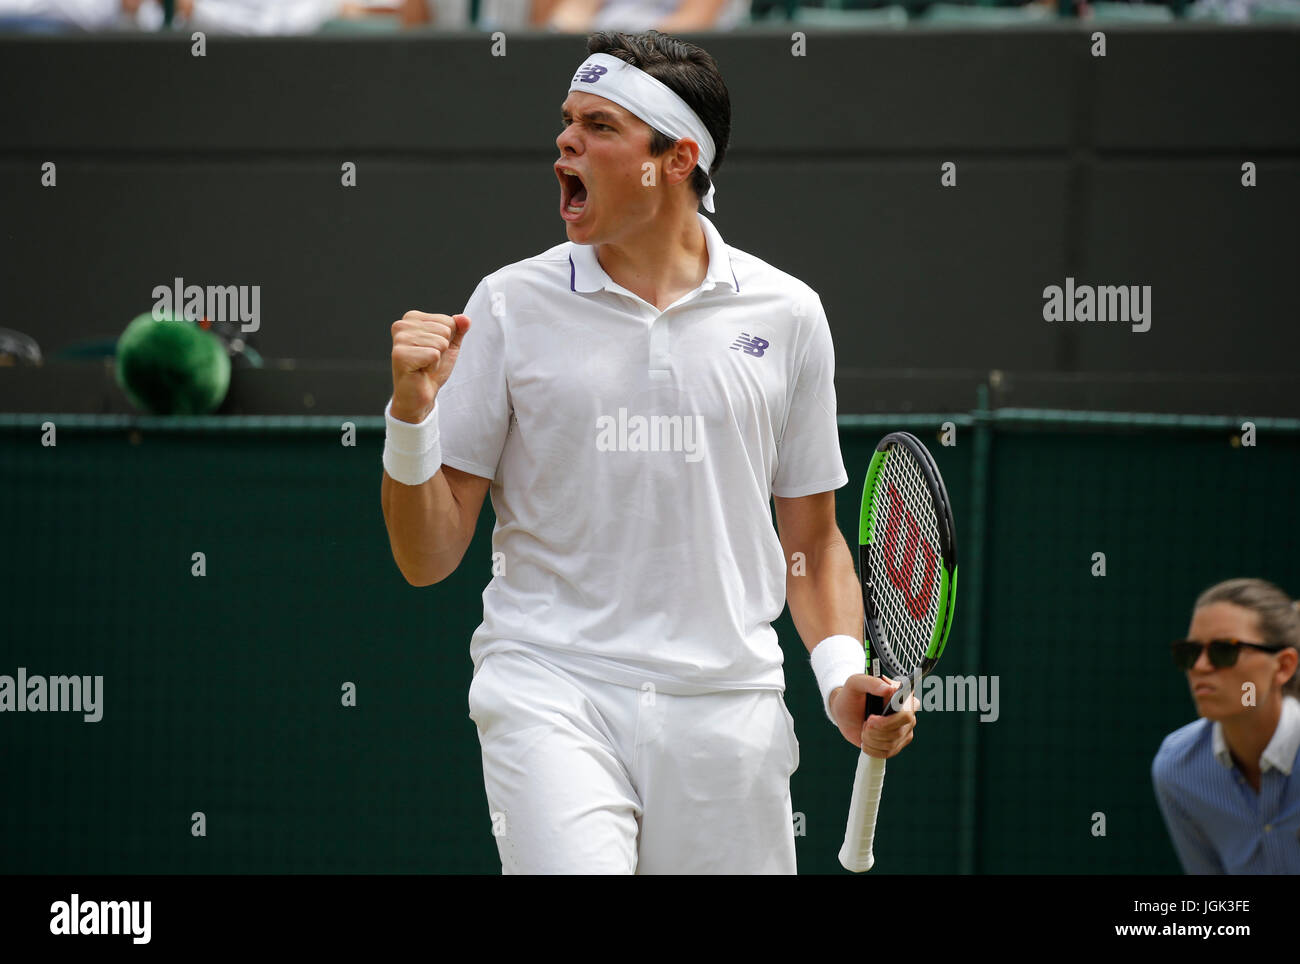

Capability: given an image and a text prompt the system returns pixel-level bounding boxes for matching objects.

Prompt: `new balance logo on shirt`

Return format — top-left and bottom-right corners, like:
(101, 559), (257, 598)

(730, 333), (769, 357)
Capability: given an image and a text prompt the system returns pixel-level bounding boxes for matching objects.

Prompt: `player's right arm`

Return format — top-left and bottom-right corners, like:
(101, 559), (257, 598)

(381, 310), (490, 586)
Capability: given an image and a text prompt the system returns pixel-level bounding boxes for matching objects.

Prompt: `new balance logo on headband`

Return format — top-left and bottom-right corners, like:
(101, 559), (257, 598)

(574, 63), (608, 84)
(730, 333), (769, 357)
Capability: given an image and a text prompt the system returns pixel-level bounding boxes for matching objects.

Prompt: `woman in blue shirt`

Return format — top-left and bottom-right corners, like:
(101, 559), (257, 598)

(1153, 578), (1300, 874)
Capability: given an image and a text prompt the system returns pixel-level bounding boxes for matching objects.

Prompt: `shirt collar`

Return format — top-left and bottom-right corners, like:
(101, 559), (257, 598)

(1211, 695), (1300, 775)
(568, 211), (740, 297)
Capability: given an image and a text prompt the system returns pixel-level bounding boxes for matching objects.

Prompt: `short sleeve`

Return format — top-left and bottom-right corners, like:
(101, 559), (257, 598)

(436, 277), (510, 481)
(771, 294), (849, 499)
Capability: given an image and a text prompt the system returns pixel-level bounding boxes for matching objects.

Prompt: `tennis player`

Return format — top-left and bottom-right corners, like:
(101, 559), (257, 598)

(380, 30), (918, 874)
(1152, 578), (1300, 874)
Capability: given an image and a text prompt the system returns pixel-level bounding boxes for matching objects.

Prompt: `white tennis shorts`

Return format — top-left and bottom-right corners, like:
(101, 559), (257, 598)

(468, 648), (801, 874)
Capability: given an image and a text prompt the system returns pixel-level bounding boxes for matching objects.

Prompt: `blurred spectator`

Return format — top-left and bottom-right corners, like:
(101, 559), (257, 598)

(477, 0), (525, 27)
(179, 0), (344, 33)
(0, 0), (433, 32)
(0, 0), (144, 30)
(1185, 0), (1258, 19)
(338, 0), (431, 25)
(542, 0), (749, 32)
(176, 0), (431, 33)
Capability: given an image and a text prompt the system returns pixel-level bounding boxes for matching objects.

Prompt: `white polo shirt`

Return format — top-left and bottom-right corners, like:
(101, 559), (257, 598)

(435, 211), (848, 694)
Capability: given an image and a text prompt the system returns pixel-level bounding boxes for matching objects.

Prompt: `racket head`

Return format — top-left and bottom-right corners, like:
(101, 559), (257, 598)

(858, 431), (958, 683)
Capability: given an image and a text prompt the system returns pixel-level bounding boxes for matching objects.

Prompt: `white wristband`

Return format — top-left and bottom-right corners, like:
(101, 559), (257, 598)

(810, 634), (866, 723)
(383, 397), (443, 486)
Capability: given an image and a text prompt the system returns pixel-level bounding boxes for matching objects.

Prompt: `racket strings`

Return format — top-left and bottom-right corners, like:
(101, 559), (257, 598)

(867, 445), (944, 673)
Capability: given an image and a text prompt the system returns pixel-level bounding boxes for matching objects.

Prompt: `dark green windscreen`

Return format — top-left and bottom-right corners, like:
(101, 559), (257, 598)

(2, 416), (1295, 873)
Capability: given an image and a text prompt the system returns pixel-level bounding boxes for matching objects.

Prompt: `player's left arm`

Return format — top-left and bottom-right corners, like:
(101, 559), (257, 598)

(775, 491), (918, 757)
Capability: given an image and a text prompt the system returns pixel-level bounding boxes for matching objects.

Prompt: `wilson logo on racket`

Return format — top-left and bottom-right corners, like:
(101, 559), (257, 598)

(880, 483), (939, 621)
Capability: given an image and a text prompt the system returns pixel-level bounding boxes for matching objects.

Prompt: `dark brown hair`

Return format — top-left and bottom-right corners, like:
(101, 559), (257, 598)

(586, 30), (731, 206)
(1195, 578), (1300, 698)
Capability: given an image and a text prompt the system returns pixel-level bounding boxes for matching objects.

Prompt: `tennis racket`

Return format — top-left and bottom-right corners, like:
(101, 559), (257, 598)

(838, 431), (958, 872)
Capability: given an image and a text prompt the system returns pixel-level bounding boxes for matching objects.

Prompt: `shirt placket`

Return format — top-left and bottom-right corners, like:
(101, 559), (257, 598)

(649, 311), (671, 381)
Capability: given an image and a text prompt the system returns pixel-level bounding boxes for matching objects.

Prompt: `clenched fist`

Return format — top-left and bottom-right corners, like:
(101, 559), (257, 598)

(390, 311), (470, 424)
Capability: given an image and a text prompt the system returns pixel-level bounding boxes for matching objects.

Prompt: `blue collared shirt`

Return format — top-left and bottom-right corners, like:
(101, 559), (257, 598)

(1152, 695), (1300, 874)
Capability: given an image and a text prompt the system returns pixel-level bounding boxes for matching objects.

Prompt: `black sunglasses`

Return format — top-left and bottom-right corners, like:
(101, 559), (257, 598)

(1171, 638), (1291, 671)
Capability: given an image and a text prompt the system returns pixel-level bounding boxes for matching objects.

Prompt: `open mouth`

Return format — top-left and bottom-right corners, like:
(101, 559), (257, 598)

(559, 168), (588, 219)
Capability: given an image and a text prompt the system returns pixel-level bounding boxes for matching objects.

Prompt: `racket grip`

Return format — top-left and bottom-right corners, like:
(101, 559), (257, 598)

(865, 689), (887, 719)
(838, 751), (886, 872)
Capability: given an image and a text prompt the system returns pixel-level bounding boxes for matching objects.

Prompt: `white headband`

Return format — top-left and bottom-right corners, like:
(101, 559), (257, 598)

(568, 52), (717, 213)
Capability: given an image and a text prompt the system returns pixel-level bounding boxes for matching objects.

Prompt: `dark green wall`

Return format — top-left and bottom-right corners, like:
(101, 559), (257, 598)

(1, 29), (1297, 391)
(4, 415), (1295, 872)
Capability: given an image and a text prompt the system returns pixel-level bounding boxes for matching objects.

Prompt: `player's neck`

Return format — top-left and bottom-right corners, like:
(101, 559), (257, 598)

(1219, 696), (1282, 788)
(596, 205), (708, 312)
